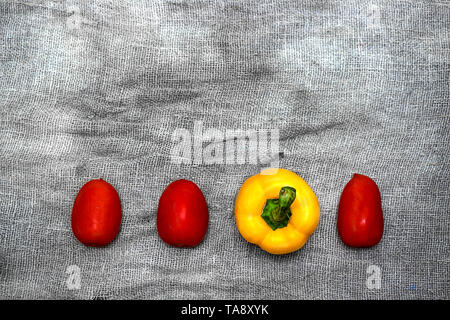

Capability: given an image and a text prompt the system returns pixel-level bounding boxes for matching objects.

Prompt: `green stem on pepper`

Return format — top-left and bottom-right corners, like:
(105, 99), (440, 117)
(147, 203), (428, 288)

(261, 186), (296, 230)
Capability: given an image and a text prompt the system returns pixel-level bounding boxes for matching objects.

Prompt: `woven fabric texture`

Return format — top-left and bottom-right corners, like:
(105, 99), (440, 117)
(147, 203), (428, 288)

(0, 0), (449, 299)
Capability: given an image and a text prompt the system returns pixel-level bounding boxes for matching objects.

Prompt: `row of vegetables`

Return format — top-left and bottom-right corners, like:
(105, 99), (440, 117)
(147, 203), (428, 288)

(71, 168), (384, 254)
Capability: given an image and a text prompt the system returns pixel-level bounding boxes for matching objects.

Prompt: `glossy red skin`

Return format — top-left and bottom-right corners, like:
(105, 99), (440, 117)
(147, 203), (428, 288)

(72, 179), (122, 247)
(337, 174), (384, 247)
(157, 179), (209, 247)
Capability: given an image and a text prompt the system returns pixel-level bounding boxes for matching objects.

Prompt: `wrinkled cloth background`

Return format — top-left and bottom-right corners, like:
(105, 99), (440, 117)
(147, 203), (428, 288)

(0, 0), (449, 300)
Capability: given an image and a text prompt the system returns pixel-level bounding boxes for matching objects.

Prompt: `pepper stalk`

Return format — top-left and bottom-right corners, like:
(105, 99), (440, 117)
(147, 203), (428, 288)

(261, 186), (296, 230)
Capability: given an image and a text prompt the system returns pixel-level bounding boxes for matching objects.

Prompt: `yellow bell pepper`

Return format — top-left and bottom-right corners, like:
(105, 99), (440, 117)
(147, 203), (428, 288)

(235, 168), (320, 254)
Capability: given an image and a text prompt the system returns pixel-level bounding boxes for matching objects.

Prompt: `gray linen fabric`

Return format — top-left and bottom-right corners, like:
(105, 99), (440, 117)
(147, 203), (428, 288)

(0, 0), (449, 299)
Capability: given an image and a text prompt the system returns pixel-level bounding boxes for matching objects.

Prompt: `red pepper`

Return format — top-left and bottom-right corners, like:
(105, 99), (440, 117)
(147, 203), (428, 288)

(337, 174), (384, 247)
(72, 179), (122, 247)
(157, 179), (209, 248)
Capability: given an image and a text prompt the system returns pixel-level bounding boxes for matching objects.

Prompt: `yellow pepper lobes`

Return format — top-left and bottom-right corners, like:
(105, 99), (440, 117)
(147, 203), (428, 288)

(235, 168), (320, 254)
